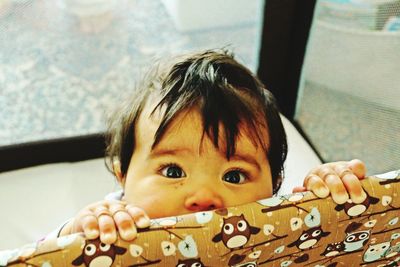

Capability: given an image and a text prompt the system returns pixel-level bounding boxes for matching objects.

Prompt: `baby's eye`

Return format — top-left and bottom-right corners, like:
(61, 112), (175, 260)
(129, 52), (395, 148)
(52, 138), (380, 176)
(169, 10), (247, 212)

(223, 170), (247, 184)
(161, 164), (186, 178)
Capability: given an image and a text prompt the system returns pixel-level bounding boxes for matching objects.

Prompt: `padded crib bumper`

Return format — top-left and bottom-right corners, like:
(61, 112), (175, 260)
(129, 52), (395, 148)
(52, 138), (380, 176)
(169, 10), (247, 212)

(1, 170), (400, 267)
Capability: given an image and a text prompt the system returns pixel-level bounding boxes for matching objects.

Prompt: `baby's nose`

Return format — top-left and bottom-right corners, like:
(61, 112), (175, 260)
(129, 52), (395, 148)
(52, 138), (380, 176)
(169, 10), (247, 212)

(184, 188), (224, 212)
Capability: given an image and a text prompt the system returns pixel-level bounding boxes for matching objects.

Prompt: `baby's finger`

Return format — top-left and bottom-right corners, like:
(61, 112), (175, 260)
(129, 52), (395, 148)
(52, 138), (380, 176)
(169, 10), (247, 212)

(304, 174), (330, 198)
(109, 204), (137, 241)
(126, 205), (151, 228)
(95, 207), (117, 244)
(324, 174), (349, 204)
(81, 214), (100, 239)
(341, 172), (367, 204)
(113, 211), (137, 241)
(292, 186), (307, 193)
(348, 159), (367, 179)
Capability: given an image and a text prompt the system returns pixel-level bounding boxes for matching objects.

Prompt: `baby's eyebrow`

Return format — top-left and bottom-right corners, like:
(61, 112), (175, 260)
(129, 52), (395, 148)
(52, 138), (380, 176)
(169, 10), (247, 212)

(148, 148), (192, 159)
(228, 154), (261, 171)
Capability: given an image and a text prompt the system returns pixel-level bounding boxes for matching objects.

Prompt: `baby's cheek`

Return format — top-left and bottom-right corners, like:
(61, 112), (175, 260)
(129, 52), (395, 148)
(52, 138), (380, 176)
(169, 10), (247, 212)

(127, 194), (183, 219)
(227, 187), (271, 207)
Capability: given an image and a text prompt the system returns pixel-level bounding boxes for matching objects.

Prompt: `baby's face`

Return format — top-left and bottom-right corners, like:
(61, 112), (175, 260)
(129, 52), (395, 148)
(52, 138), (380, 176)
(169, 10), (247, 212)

(119, 103), (273, 219)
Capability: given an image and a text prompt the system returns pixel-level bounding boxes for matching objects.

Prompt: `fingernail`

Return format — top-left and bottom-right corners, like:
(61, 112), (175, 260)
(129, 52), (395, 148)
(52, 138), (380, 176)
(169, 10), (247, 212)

(136, 216), (150, 228)
(333, 194), (348, 205)
(354, 191), (367, 203)
(317, 187), (330, 198)
(86, 229), (99, 238)
(361, 190), (367, 200)
(102, 233), (115, 243)
(122, 228), (137, 240)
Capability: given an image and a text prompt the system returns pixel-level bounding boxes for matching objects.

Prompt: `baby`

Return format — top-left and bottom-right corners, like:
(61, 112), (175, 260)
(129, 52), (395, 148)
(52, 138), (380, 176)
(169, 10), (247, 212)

(58, 50), (367, 244)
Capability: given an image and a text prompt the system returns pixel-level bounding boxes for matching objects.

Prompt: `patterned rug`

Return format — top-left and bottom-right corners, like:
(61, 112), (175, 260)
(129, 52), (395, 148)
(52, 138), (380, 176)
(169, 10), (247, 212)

(0, 0), (260, 146)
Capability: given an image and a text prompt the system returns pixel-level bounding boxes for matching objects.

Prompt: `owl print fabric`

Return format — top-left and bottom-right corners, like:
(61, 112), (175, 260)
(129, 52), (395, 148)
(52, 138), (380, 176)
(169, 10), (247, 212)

(1, 170), (400, 267)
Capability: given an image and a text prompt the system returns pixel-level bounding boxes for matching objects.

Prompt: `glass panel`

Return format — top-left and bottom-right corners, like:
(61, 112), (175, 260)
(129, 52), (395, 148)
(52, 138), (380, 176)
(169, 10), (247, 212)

(0, 0), (264, 146)
(295, 0), (400, 174)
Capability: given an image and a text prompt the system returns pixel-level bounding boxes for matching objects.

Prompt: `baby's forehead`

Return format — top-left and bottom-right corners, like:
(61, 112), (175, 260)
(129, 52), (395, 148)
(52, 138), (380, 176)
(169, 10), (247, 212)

(137, 103), (270, 154)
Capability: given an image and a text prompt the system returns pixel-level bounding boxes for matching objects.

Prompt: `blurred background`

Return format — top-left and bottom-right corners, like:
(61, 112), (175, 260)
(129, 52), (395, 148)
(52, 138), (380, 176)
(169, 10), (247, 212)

(0, 0), (263, 146)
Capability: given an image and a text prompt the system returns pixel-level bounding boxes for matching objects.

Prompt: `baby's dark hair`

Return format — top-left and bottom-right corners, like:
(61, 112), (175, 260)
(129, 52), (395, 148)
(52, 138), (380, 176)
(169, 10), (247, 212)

(106, 50), (287, 193)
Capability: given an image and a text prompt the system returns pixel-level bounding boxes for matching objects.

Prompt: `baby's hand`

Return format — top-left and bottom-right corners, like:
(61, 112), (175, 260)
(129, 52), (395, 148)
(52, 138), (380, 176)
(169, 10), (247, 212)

(292, 159), (367, 204)
(61, 200), (150, 244)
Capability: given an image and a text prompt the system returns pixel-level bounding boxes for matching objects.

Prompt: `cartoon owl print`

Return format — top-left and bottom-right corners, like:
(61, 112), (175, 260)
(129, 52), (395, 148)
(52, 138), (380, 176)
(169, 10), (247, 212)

(384, 242), (400, 258)
(335, 193), (379, 218)
(385, 259), (400, 267)
(363, 241), (391, 263)
(233, 261), (258, 267)
(176, 258), (205, 267)
(288, 226), (330, 250)
(72, 239), (127, 267)
(212, 214), (260, 249)
(321, 241), (345, 257)
(343, 229), (371, 252)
